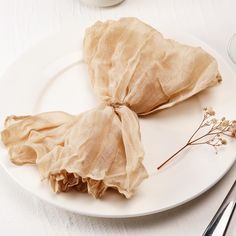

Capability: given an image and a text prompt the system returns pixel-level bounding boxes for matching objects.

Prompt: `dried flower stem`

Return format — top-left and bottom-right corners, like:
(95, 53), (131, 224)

(157, 108), (236, 170)
(157, 144), (188, 170)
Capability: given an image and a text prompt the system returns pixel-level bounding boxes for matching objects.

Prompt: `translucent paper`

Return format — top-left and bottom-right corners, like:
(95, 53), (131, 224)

(1, 18), (221, 198)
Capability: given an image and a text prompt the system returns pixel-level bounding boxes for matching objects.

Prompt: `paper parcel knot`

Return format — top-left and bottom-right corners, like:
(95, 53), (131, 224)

(1, 17), (221, 199)
(106, 101), (129, 109)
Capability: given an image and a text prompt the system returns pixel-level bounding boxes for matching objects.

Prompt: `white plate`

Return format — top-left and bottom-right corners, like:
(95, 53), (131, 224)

(0, 19), (236, 218)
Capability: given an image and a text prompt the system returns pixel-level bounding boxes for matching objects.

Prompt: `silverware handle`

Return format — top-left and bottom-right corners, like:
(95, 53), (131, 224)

(203, 181), (236, 236)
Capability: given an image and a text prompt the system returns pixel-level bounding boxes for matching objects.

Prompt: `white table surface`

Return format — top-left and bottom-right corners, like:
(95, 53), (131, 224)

(0, 0), (236, 235)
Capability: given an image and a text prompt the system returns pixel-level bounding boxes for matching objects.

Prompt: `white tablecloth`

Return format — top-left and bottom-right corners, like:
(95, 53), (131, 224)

(0, 0), (236, 235)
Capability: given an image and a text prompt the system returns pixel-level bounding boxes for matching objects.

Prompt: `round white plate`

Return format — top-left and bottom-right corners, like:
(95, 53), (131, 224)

(0, 19), (236, 218)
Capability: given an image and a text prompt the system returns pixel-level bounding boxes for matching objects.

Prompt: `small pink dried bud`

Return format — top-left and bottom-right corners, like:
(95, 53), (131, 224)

(232, 121), (236, 128)
(232, 130), (236, 137)
(221, 139), (227, 145)
(204, 107), (215, 116)
(230, 126), (236, 136)
(222, 120), (229, 127)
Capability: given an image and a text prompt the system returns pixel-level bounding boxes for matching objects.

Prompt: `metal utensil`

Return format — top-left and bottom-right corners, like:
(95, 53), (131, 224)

(202, 180), (236, 236)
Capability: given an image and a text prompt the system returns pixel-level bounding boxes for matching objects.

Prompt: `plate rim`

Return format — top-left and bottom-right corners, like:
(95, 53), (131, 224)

(0, 152), (235, 218)
(0, 23), (236, 218)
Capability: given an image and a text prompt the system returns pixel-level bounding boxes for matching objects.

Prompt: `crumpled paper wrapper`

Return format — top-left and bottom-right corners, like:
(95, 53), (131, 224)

(1, 17), (221, 198)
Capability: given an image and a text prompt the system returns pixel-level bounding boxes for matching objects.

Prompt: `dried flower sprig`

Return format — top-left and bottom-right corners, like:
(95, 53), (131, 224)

(157, 107), (236, 170)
